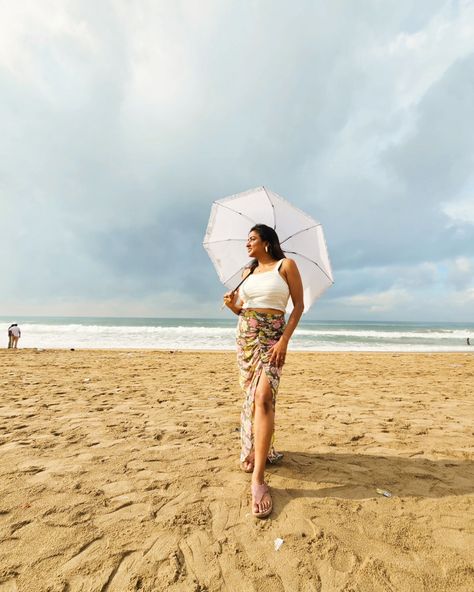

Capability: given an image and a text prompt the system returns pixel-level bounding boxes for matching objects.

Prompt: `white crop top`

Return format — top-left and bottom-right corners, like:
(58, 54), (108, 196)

(239, 260), (290, 312)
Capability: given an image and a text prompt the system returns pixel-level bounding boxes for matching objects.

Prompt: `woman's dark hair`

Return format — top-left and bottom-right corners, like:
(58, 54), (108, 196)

(248, 224), (286, 269)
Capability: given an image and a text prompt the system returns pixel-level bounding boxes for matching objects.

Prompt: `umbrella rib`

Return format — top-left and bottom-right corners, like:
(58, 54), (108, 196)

(284, 250), (334, 284)
(280, 223), (321, 244)
(213, 201), (258, 225)
(262, 186), (276, 229)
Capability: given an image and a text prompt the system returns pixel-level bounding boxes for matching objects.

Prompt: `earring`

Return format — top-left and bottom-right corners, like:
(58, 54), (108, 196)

(265, 246), (269, 253)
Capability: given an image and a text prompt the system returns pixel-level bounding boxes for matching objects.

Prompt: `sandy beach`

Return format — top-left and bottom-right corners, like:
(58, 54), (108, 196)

(0, 349), (473, 592)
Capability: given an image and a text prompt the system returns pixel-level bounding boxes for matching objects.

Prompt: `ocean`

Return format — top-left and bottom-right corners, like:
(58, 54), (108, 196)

(1, 317), (473, 352)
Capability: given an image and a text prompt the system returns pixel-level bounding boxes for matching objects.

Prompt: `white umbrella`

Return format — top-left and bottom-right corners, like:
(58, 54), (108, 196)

(203, 186), (334, 312)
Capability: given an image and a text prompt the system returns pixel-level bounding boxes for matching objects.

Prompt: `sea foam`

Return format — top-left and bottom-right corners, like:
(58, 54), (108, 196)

(10, 320), (473, 352)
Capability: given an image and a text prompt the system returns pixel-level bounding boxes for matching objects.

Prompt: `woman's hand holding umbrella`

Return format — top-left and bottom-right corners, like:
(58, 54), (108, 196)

(223, 290), (240, 314)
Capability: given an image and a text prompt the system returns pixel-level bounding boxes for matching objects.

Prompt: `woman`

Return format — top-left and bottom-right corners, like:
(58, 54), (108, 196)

(223, 224), (304, 518)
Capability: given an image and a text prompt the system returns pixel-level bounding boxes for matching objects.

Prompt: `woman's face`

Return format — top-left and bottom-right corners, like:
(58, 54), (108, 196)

(246, 230), (265, 258)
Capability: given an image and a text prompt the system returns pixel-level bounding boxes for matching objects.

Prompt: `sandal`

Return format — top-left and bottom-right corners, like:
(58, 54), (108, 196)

(240, 460), (254, 473)
(267, 452), (284, 465)
(251, 482), (273, 519)
(240, 454), (255, 473)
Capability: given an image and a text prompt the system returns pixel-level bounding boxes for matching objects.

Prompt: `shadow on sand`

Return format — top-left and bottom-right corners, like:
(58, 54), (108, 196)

(265, 450), (474, 503)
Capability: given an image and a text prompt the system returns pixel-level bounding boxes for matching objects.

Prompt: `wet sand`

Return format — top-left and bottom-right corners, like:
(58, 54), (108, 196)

(0, 350), (473, 591)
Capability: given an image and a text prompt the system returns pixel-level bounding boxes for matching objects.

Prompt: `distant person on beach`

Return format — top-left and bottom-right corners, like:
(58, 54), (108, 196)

(468, 338), (471, 346)
(8, 324), (15, 348)
(8, 324), (21, 349)
(223, 224), (304, 519)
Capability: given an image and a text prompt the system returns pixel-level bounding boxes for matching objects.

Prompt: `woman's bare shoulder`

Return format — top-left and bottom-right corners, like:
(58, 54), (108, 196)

(241, 267), (252, 278)
(281, 257), (297, 270)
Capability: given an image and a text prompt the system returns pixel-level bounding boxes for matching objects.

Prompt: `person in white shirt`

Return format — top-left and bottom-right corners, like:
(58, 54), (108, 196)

(223, 224), (304, 519)
(9, 324), (21, 349)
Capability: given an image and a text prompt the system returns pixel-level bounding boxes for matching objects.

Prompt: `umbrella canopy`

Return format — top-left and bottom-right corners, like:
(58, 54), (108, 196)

(203, 186), (334, 313)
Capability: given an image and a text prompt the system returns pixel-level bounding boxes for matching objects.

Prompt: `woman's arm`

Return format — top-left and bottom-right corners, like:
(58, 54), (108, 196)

(280, 258), (304, 343)
(223, 269), (251, 315)
(270, 259), (304, 366)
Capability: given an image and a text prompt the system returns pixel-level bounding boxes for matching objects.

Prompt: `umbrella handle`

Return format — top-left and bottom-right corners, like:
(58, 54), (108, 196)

(221, 266), (255, 310)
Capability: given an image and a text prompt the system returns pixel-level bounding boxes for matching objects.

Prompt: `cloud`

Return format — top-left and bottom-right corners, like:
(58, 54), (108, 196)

(443, 191), (474, 226)
(447, 257), (473, 290)
(1, 1), (474, 320)
(338, 288), (412, 313)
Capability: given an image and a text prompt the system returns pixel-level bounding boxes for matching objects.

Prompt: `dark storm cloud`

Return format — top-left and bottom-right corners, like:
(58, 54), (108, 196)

(1, 1), (473, 319)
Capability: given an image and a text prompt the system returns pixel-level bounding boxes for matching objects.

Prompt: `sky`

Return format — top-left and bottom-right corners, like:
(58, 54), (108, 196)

(1, 0), (474, 321)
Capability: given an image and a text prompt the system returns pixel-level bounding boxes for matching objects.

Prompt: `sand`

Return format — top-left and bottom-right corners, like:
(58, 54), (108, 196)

(0, 349), (473, 592)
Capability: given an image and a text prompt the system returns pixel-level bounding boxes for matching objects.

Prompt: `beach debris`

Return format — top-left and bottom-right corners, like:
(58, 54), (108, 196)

(70, 348), (75, 351)
(274, 538), (284, 551)
(376, 488), (392, 497)
(83, 378), (91, 383)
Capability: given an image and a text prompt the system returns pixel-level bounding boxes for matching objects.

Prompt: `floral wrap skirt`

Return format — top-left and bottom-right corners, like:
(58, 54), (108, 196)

(236, 309), (286, 464)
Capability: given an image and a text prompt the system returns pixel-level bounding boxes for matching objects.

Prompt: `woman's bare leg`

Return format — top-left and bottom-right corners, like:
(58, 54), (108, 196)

(252, 370), (274, 514)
